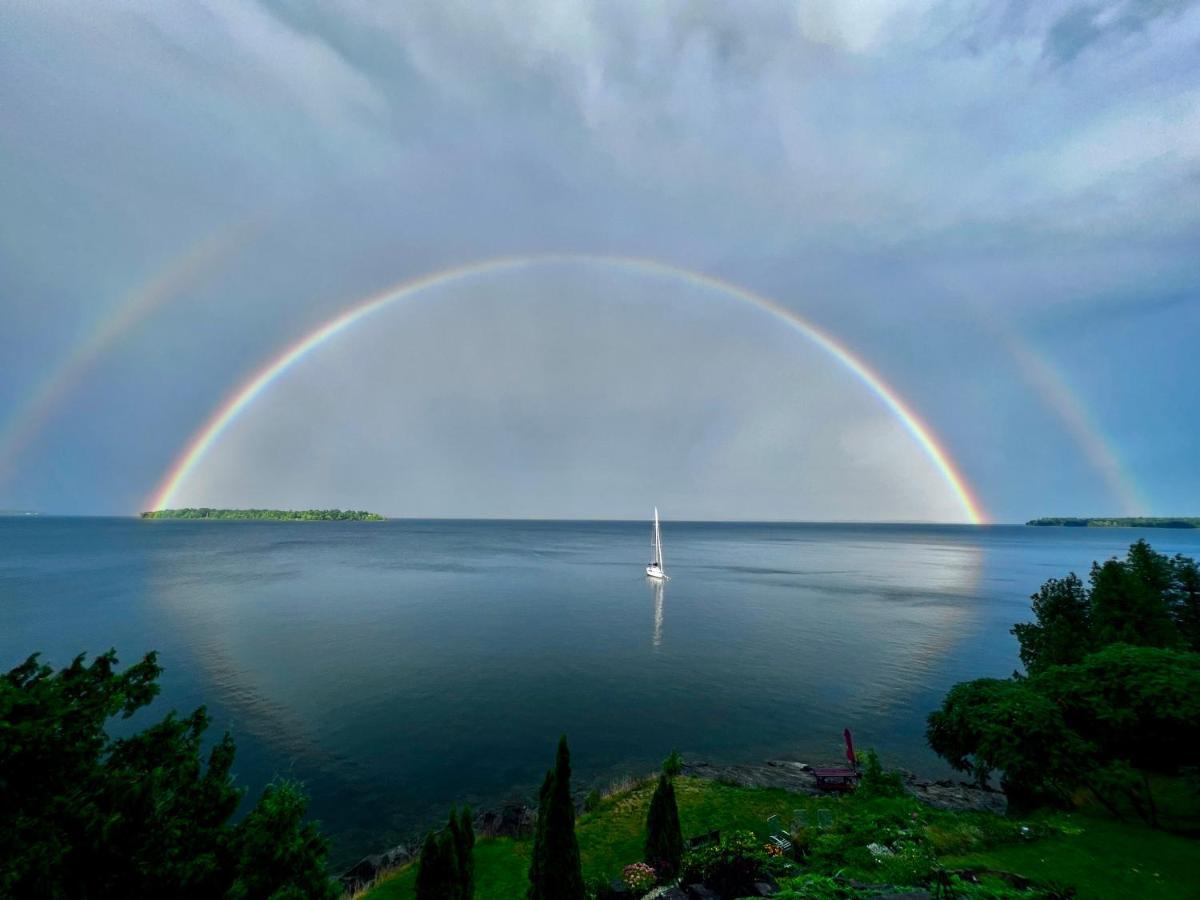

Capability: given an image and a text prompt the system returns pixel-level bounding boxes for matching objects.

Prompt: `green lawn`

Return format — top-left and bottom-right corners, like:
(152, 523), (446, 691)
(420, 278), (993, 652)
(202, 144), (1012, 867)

(943, 812), (1200, 900)
(361, 778), (1200, 900)
(363, 777), (807, 899)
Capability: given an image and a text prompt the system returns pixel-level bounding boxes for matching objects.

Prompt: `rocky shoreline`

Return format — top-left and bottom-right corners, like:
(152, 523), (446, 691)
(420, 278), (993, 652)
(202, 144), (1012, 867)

(341, 758), (1006, 891)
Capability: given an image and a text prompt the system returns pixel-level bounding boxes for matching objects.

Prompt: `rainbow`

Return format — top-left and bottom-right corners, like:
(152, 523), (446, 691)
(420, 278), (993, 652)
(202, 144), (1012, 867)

(147, 255), (988, 523)
(1004, 337), (1145, 516)
(0, 221), (257, 484)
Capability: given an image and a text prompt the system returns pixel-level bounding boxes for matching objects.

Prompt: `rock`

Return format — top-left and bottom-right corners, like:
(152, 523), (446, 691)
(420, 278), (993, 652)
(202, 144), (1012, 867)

(477, 803), (536, 838)
(340, 844), (413, 891)
(686, 886), (719, 900)
(682, 758), (1006, 814)
(752, 881), (778, 895)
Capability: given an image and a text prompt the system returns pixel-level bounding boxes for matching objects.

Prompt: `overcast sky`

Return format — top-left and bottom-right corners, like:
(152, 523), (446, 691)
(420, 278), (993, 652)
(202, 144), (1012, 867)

(1, 0), (1197, 521)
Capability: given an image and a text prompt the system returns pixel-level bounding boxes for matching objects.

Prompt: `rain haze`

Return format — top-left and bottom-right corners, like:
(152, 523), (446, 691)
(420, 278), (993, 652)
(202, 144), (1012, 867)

(2, 0), (1199, 520)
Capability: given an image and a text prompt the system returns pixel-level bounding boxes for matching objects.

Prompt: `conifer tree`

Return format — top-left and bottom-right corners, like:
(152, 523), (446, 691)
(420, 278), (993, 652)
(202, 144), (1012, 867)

(528, 735), (584, 900)
(528, 768), (553, 900)
(415, 832), (440, 900)
(456, 806), (475, 898)
(644, 772), (683, 879)
(416, 828), (460, 900)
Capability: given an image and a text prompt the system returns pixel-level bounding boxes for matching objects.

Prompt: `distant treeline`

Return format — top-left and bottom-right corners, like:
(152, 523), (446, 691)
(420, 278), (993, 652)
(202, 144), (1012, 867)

(1027, 517), (1200, 529)
(140, 508), (385, 521)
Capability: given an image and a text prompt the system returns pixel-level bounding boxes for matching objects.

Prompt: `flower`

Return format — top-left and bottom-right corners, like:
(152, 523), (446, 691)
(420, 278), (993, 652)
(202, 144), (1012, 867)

(764, 842), (783, 857)
(622, 861), (657, 892)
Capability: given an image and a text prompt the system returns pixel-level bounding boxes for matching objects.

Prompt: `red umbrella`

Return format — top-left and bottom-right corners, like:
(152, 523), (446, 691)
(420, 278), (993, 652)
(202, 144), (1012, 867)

(843, 728), (857, 769)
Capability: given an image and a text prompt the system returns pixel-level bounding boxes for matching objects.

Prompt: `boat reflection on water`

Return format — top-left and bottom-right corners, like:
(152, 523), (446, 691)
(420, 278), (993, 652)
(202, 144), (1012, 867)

(649, 575), (665, 647)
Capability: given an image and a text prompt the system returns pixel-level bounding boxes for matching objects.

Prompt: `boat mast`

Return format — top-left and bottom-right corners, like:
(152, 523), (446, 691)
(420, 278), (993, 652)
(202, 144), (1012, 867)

(653, 507), (663, 568)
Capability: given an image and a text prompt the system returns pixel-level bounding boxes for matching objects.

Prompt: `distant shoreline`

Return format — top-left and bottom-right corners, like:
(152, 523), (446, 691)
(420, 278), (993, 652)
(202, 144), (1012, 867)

(1027, 517), (1199, 529)
(140, 508), (386, 521)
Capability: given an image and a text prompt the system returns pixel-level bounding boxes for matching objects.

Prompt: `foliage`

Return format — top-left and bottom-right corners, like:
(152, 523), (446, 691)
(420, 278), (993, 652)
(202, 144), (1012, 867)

(141, 507), (385, 520)
(363, 777), (1199, 900)
(662, 748), (683, 777)
(584, 789), (602, 812)
(0, 650), (338, 900)
(680, 829), (768, 897)
(417, 805), (475, 900)
(620, 861), (656, 892)
(857, 749), (907, 799)
(926, 678), (1083, 809)
(1026, 518), (1200, 528)
(528, 735), (585, 900)
(455, 806), (475, 897)
(1011, 574), (1091, 673)
(416, 830), (459, 900)
(227, 781), (340, 900)
(932, 541), (1200, 822)
(644, 773), (683, 878)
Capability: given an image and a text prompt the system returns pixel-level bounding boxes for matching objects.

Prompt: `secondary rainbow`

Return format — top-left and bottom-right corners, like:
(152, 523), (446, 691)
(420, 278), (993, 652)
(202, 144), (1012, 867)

(147, 255), (987, 523)
(0, 220), (258, 484)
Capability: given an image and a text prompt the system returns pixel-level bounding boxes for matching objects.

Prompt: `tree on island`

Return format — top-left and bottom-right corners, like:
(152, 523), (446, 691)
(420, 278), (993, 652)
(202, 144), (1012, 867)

(0, 650), (339, 899)
(528, 735), (585, 900)
(928, 540), (1200, 823)
(644, 772), (683, 879)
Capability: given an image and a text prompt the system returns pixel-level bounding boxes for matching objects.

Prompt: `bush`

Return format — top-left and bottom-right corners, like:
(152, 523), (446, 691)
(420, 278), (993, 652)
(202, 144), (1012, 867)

(0, 650), (339, 900)
(584, 789), (602, 812)
(680, 829), (768, 896)
(662, 749), (684, 777)
(858, 750), (907, 799)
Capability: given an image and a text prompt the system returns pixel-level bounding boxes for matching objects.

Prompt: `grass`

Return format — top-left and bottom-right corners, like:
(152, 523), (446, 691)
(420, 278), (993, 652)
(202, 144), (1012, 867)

(360, 777), (1200, 899)
(363, 776), (808, 899)
(942, 811), (1200, 900)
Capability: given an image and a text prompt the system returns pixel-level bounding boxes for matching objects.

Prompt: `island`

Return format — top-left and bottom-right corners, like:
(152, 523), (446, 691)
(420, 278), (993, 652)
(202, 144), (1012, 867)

(1027, 516), (1199, 528)
(140, 508), (385, 521)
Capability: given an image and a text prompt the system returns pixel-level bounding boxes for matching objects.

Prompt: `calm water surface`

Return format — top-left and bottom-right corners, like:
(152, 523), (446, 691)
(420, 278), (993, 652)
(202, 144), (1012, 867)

(4, 518), (1199, 865)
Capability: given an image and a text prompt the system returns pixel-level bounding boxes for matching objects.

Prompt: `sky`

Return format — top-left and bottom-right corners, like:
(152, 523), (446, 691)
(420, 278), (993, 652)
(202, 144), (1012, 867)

(1, 0), (1197, 521)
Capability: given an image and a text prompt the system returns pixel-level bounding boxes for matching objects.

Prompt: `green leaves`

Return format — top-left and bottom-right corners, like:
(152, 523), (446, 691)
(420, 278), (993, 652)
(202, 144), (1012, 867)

(931, 541), (1200, 823)
(0, 650), (338, 899)
(644, 772), (683, 878)
(528, 734), (584, 900)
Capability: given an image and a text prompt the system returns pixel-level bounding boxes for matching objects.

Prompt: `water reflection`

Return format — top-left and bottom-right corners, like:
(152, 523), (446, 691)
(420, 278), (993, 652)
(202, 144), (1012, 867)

(649, 576), (665, 647)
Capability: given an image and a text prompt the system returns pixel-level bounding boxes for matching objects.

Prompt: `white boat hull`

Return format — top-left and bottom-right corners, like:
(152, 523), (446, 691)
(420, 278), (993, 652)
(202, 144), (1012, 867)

(646, 564), (666, 579)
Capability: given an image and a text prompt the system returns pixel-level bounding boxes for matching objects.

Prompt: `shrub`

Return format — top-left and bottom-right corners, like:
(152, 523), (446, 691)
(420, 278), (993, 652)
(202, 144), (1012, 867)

(680, 829), (768, 896)
(662, 749), (684, 777)
(858, 749), (907, 799)
(584, 788), (602, 812)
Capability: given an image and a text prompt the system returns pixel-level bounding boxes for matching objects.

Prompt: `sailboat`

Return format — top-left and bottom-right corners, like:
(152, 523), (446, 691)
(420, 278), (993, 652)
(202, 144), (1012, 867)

(645, 507), (667, 580)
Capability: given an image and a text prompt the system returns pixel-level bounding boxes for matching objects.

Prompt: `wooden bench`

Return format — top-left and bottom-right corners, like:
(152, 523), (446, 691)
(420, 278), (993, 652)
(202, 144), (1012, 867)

(811, 767), (860, 792)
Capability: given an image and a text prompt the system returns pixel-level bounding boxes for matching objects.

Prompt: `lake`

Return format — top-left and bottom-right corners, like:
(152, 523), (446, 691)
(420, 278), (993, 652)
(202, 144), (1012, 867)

(3, 517), (1198, 867)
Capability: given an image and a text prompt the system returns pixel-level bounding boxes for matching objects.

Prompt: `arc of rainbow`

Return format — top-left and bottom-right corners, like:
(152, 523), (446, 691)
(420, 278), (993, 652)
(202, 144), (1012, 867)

(1004, 337), (1145, 516)
(147, 255), (987, 523)
(0, 221), (258, 485)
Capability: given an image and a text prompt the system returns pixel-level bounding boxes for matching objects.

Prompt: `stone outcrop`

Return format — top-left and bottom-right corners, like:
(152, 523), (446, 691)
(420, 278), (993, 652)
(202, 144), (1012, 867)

(681, 759), (1006, 814)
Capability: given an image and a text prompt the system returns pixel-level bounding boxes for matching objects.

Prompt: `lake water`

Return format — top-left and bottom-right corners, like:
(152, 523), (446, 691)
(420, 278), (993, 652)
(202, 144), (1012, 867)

(3, 517), (1199, 866)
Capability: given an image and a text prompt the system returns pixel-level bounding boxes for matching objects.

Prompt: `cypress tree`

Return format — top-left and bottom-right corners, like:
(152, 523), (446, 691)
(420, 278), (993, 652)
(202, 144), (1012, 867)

(528, 769), (554, 900)
(416, 828), (460, 900)
(456, 806), (475, 898)
(528, 735), (585, 900)
(446, 809), (464, 900)
(415, 832), (439, 900)
(644, 772), (683, 879)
